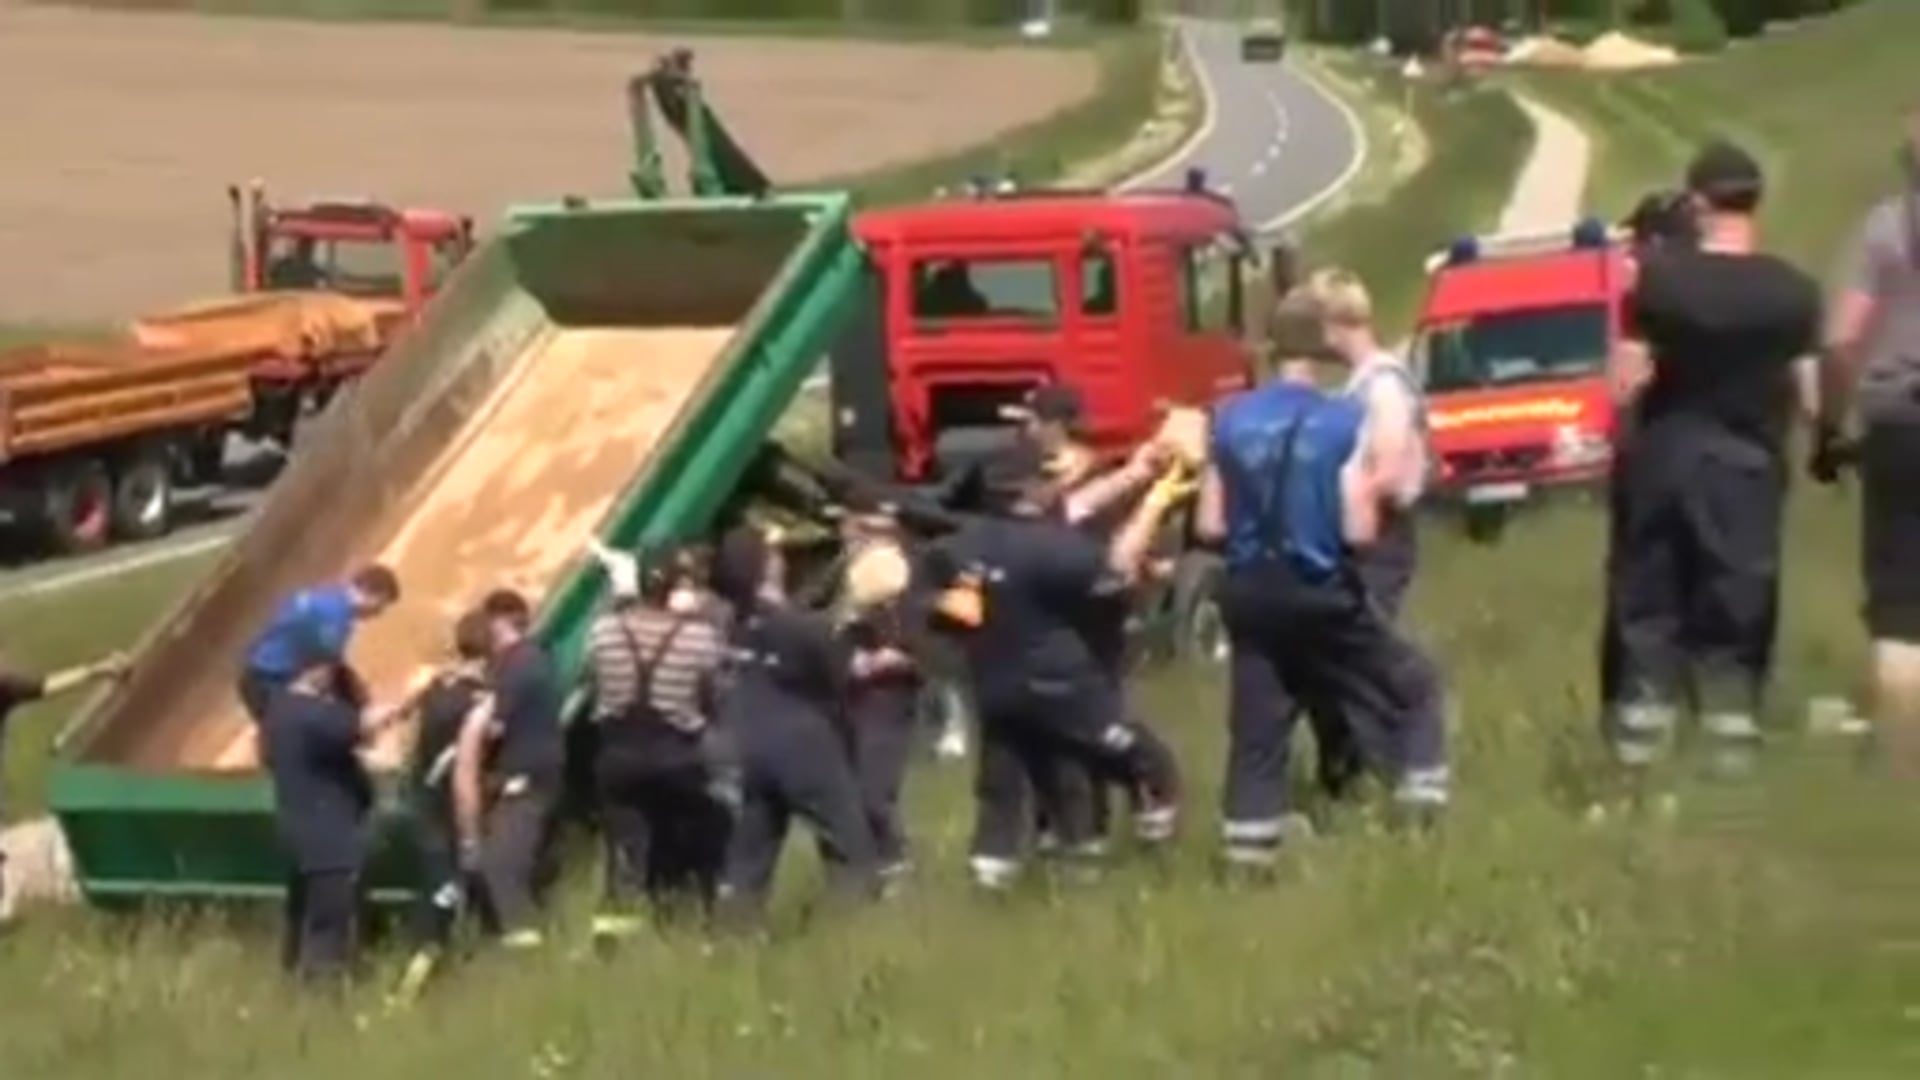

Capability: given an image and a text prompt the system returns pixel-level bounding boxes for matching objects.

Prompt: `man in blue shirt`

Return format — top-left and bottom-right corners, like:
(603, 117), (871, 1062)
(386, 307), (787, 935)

(239, 564), (401, 724)
(1198, 368), (1449, 871)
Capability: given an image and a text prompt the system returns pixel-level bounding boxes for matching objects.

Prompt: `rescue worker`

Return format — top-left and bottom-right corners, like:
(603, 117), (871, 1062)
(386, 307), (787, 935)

(709, 524), (879, 926)
(1202, 346), (1451, 870)
(1303, 269), (1434, 800)
(0, 650), (126, 921)
(1600, 140), (1822, 772)
(837, 507), (924, 882)
(453, 589), (564, 950)
(391, 611), (494, 999)
(1815, 98), (1920, 774)
(943, 452), (1190, 890)
(263, 652), (404, 983)
(239, 564), (400, 725)
(583, 540), (732, 939)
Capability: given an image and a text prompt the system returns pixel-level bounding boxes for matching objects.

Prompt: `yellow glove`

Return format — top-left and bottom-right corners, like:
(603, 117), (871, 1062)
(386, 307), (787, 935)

(1144, 465), (1197, 511)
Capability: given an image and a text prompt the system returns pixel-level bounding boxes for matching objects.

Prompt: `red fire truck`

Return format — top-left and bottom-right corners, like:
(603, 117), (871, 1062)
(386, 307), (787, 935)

(1410, 220), (1626, 541)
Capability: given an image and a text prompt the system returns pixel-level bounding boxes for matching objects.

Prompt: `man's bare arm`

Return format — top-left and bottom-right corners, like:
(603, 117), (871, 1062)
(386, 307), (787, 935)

(1195, 464), (1226, 544)
(1820, 287), (1879, 429)
(452, 694), (496, 853)
(1362, 378), (1420, 505)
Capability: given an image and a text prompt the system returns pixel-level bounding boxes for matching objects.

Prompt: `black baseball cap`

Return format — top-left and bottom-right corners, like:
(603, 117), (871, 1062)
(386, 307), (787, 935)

(1685, 138), (1764, 204)
(1025, 384), (1084, 426)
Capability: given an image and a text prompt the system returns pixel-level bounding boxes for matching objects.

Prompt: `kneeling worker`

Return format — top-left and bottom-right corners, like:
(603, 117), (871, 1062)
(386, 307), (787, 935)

(264, 653), (405, 983)
(240, 565), (401, 724)
(1203, 351), (1450, 870)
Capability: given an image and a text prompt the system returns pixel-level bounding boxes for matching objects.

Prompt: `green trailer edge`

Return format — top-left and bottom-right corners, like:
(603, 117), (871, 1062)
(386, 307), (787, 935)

(48, 191), (864, 907)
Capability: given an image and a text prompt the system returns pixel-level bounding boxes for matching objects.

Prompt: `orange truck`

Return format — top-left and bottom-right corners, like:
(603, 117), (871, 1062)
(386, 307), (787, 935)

(0, 185), (472, 554)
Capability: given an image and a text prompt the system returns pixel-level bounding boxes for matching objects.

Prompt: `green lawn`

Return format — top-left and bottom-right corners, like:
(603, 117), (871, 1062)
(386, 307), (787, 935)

(4, 6), (1919, 1076)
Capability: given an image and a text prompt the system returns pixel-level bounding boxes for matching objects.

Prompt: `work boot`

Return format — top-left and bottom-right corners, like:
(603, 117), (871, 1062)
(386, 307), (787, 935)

(1607, 702), (1677, 768)
(1700, 711), (1762, 779)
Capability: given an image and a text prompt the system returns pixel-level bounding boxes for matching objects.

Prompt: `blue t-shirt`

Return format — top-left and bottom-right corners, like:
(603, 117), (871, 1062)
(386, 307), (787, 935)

(1210, 382), (1365, 582)
(245, 585), (357, 678)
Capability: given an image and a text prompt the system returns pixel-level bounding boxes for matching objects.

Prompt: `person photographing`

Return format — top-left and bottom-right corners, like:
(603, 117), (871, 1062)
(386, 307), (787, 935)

(1815, 98), (1920, 774)
(1599, 139), (1822, 773)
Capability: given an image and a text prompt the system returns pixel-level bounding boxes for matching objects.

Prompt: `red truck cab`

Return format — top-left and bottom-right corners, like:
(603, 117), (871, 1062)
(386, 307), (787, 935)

(829, 187), (1255, 485)
(1411, 221), (1625, 539)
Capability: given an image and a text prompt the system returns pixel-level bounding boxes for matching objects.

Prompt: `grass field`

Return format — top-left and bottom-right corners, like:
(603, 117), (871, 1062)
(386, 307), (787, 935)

(4, 5), (1920, 1075)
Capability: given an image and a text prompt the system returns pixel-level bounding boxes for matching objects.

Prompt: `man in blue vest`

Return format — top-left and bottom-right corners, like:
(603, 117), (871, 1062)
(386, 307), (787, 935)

(239, 565), (402, 724)
(1198, 351), (1449, 870)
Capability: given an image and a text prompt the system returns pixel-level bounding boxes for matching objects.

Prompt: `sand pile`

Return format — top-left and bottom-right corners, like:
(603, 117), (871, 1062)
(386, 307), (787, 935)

(1583, 31), (1681, 70)
(1508, 35), (1588, 68)
(167, 324), (734, 771)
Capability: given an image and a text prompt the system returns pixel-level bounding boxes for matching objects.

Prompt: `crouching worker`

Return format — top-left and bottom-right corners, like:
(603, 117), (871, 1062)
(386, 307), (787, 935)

(239, 565), (400, 724)
(264, 654), (405, 983)
(942, 459), (1191, 891)
(584, 539), (732, 941)
(391, 611), (495, 999)
(453, 589), (564, 951)
(1204, 362), (1450, 872)
(710, 524), (879, 927)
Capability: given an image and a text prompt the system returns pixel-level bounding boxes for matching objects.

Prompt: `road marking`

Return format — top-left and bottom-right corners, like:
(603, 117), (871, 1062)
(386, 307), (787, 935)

(1251, 159), (1268, 177)
(1260, 58), (1369, 234)
(0, 531), (233, 601)
(1117, 21), (1220, 192)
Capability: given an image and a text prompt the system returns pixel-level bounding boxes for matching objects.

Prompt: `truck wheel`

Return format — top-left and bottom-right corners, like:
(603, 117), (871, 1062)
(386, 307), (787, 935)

(1171, 551), (1228, 665)
(37, 459), (114, 555)
(1464, 505), (1509, 545)
(111, 451), (175, 541)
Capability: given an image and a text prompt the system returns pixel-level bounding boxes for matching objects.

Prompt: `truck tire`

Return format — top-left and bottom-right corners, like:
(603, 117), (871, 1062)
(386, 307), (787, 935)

(182, 430), (227, 488)
(37, 459), (114, 555)
(1464, 504), (1509, 545)
(1170, 550), (1228, 665)
(111, 449), (175, 541)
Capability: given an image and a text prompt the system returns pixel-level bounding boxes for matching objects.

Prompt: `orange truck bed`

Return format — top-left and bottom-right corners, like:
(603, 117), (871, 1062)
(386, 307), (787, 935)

(0, 340), (254, 465)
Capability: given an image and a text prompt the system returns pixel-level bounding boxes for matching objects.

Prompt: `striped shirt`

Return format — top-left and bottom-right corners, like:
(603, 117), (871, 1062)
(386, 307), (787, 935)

(587, 606), (727, 731)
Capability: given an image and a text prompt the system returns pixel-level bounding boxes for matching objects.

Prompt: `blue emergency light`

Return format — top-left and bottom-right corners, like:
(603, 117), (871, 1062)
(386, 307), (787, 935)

(1572, 216), (1610, 248)
(1445, 236), (1481, 266)
(1185, 166), (1209, 193)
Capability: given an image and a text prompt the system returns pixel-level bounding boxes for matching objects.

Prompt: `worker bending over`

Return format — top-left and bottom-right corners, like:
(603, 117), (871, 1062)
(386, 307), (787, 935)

(709, 524), (879, 926)
(454, 589), (564, 950)
(943, 449), (1189, 890)
(584, 540), (732, 939)
(263, 654), (404, 983)
(837, 507), (924, 883)
(1816, 97), (1920, 774)
(1600, 141), (1822, 772)
(1204, 338), (1450, 870)
(239, 564), (400, 725)
(0, 650), (125, 921)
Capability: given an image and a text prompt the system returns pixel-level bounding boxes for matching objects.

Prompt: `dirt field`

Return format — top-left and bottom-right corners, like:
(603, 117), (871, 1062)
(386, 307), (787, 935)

(0, 3), (1095, 323)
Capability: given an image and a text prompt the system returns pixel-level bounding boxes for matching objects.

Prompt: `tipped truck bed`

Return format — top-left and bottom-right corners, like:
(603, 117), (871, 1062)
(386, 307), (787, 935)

(0, 341), (253, 462)
(49, 194), (862, 905)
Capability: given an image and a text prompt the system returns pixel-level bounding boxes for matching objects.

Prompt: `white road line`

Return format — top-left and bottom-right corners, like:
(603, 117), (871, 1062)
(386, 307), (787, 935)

(1260, 58), (1369, 234)
(1117, 21), (1221, 192)
(1251, 159), (1268, 177)
(0, 532), (233, 601)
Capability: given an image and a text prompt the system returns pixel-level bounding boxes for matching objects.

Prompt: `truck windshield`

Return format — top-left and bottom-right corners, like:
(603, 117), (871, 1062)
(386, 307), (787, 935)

(912, 258), (1059, 323)
(1421, 304), (1609, 393)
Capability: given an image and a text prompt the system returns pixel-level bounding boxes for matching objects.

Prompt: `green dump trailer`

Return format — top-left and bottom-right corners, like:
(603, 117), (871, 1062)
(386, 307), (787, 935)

(48, 193), (862, 905)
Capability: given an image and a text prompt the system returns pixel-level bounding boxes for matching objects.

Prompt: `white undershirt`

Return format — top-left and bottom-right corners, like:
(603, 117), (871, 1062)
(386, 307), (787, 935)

(1345, 350), (1429, 507)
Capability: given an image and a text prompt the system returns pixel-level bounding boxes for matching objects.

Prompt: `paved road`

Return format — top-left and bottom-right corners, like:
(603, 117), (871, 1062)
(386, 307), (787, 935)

(0, 21), (1368, 601)
(1125, 19), (1365, 234)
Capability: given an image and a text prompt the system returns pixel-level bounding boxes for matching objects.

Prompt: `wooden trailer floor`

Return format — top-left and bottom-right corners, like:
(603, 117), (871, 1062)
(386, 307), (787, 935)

(129, 324), (735, 771)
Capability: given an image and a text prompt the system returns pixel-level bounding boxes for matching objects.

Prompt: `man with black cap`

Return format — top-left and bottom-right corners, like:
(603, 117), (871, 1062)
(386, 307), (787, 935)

(1815, 98), (1920, 774)
(1599, 138), (1822, 772)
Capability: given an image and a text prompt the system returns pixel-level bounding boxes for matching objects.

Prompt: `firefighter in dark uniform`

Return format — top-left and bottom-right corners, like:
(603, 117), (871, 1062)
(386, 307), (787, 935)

(263, 652), (403, 982)
(1202, 364), (1450, 870)
(1599, 141), (1822, 772)
(709, 524), (879, 925)
(940, 454), (1190, 889)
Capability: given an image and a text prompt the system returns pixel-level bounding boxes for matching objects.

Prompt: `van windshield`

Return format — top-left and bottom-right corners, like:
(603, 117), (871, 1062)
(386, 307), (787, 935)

(1421, 304), (1609, 393)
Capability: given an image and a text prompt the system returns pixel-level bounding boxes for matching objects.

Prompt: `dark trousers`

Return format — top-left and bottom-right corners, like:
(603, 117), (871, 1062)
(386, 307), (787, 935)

(852, 686), (918, 868)
(1863, 420), (1920, 643)
(1219, 564), (1447, 866)
(238, 670), (285, 726)
(405, 797), (464, 951)
(1599, 425), (1783, 758)
(970, 675), (1180, 872)
(282, 869), (359, 981)
(475, 777), (558, 938)
(598, 729), (732, 916)
(1034, 698), (1182, 846)
(719, 713), (878, 922)
(1306, 510), (1419, 798)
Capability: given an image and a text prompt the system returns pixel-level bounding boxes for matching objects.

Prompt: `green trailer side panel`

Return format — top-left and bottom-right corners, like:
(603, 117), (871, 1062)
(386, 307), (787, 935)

(49, 193), (860, 906)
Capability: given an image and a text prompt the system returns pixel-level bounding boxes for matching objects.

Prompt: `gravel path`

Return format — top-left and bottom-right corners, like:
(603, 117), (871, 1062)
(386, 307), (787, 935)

(1497, 92), (1593, 234)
